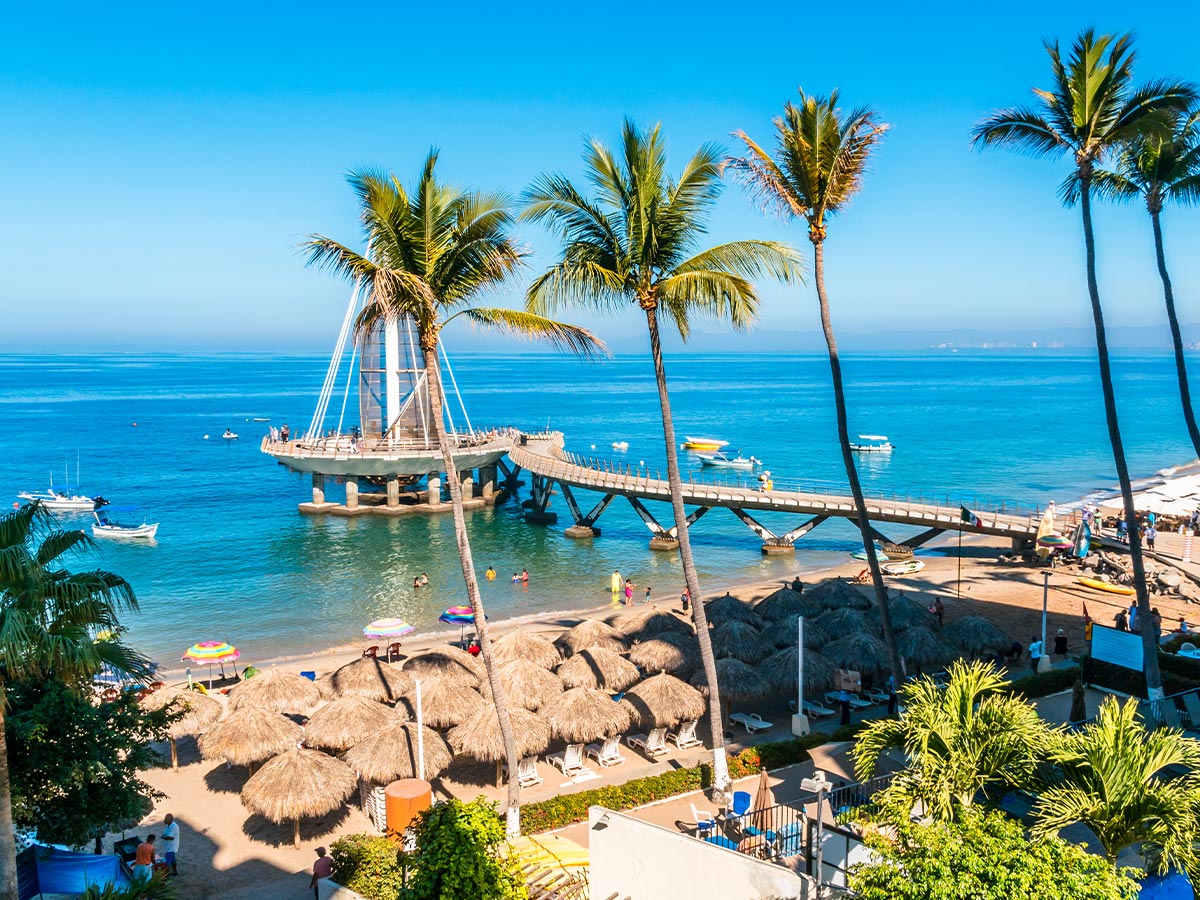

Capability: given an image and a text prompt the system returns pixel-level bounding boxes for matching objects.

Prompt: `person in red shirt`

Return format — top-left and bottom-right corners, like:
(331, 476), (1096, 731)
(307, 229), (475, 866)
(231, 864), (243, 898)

(310, 846), (333, 899)
(133, 835), (156, 880)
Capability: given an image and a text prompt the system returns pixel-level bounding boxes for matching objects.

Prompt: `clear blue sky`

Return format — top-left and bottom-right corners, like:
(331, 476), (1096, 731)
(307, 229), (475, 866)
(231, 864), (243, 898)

(2, 1), (1199, 351)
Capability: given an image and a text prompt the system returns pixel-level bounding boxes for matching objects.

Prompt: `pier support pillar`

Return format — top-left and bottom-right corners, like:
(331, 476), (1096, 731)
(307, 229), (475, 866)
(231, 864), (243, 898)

(761, 542), (795, 556)
(480, 465), (496, 499)
(345, 479), (359, 509)
(649, 535), (680, 552)
(565, 525), (601, 540)
(386, 477), (400, 508)
(312, 473), (326, 505)
(427, 475), (442, 509)
(461, 470), (474, 498)
(525, 510), (558, 525)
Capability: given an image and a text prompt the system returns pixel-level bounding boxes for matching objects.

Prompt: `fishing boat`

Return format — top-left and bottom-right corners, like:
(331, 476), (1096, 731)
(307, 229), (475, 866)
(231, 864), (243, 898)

(881, 559), (925, 576)
(222, 429), (238, 440)
(851, 542), (914, 561)
(92, 508), (159, 540)
(683, 436), (729, 451)
(698, 452), (759, 470)
(18, 456), (100, 511)
(611, 441), (629, 451)
(849, 435), (894, 453)
(1076, 577), (1135, 596)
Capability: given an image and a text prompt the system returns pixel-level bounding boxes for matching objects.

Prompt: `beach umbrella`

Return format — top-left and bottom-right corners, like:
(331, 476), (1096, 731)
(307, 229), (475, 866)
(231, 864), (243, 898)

(492, 630), (562, 670)
(557, 647), (640, 692)
(181, 641), (240, 689)
(822, 633), (892, 675)
(141, 688), (223, 769)
(808, 579), (872, 611)
(403, 646), (487, 686)
(1036, 503), (1057, 559)
(866, 595), (938, 633)
(627, 637), (696, 676)
(240, 747), (356, 848)
(557, 620), (627, 656)
(227, 667), (323, 715)
(754, 588), (821, 621)
(399, 674), (488, 729)
(439, 605), (483, 643)
(895, 627), (952, 669)
(343, 720), (453, 784)
(447, 704), (552, 786)
(621, 673), (707, 728)
(540, 687), (635, 743)
(497, 659), (564, 711)
(759, 647), (836, 698)
(941, 616), (1010, 655)
(363, 618), (415, 640)
(321, 656), (413, 703)
(818, 607), (870, 639)
(751, 768), (777, 833)
(768, 614), (830, 650)
(692, 657), (771, 701)
(616, 609), (694, 641)
(304, 695), (404, 752)
(703, 593), (759, 625)
(198, 706), (302, 771)
(1069, 677), (1088, 725)
(710, 620), (771, 664)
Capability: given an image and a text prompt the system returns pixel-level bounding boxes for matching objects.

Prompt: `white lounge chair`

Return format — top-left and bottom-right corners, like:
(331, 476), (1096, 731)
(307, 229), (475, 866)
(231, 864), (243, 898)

(516, 756), (542, 788)
(670, 718), (702, 749)
(690, 802), (717, 838)
(546, 743), (589, 778)
(585, 735), (626, 767)
(803, 700), (835, 718)
(863, 688), (890, 705)
(825, 690), (872, 711)
(730, 712), (774, 734)
(627, 727), (668, 757)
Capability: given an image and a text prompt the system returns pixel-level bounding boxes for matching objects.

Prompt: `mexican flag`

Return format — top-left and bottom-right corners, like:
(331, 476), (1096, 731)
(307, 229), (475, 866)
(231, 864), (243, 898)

(960, 505), (983, 529)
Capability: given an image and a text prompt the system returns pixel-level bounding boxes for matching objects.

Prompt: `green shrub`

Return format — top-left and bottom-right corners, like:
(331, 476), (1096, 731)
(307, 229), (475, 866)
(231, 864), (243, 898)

(406, 799), (525, 900)
(330, 833), (404, 900)
(1002, 666), (1080, 699)
(1081, 653), (1200, 698)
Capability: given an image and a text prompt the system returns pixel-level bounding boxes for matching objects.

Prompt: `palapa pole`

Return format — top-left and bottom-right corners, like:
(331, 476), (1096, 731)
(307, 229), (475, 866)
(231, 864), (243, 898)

(415, 678), (425, 782)
(796, 616), (805, 715)
(957, 528), (962, 600)
(1041, 571), (1050, 659)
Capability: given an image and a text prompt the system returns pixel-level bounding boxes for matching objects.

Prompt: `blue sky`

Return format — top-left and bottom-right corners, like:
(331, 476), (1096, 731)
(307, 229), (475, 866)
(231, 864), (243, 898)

(2, 1), (1199, 351)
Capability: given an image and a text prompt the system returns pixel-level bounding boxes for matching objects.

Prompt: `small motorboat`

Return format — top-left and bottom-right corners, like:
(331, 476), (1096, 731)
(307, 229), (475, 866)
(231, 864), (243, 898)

(222, 429), (239, 440)
(851, 542), (914, 561)
(881, 559), (925, 576)
(17, 487), (98, 511)
(683, 436), (729, 451)
(611, 441), (629, 451)
(252, 417), (270, 422)
(92, 508), (159, 541)
(698, 452), (759, 470)
(850, 434), (893, 453)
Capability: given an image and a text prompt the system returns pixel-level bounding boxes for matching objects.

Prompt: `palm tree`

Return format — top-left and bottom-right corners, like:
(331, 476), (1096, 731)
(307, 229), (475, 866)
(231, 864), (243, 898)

(305, 153), (605, 836)
(1033, 695), (1200, 873)
(0, 502), (148, 900)
(1088, 110), (1200, 458)
(853, 660), (1049, 822)
(727, 90), (902, 682)
(522, 120), (801, 795)
(973, 30), (1196, 701)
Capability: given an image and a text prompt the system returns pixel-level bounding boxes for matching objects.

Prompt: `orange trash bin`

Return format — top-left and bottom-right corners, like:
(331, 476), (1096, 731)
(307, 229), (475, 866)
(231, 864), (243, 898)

(384, 779), (432, 840)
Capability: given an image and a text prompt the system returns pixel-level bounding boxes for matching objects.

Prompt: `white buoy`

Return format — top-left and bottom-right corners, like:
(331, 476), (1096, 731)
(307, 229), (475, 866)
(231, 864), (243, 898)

(590, 444), (596, 449)
(203, 434), (209, 440)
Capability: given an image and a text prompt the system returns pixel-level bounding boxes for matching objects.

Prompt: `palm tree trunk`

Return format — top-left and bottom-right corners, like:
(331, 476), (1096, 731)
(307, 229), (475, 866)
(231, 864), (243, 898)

(421, 342), (523, 835)
(812, 240), (903, 683)
(643, 304), (730, 795)
(1151, 208), (1200, 459)
(1079, 176), (1163, 699)
(0, 690), (17, 900)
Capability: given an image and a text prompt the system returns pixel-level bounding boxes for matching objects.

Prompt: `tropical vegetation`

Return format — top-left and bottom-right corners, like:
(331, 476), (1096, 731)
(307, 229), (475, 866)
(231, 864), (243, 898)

(403, 798), (526, 900)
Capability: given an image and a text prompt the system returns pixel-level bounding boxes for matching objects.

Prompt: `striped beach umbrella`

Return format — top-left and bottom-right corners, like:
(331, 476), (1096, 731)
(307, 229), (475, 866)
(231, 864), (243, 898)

(182, 640), (240, 689)
(439, 606), (483, 644)
(363, 618), (415, 640)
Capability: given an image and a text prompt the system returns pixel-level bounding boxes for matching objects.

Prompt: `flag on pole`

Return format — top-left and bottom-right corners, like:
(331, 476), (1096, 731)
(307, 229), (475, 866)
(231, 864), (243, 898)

(960, 505), (983, 529)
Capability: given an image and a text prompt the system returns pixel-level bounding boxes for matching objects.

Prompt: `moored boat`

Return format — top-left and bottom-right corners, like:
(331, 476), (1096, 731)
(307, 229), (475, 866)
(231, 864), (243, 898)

(92, 508), (159, 541)
(698, 452), (759, 470)
(851, 542), (914, 561)
(17, 487), (98, 511)
(850, 434), (893, 453)
(683, 436), (729, 451)
(611, 441), (629, 451)
(881, 559), (925, 576)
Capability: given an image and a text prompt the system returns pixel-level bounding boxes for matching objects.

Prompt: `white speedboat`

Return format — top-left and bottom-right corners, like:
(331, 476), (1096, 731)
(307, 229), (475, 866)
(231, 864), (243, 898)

(850, 434), (893, 453)
(881, 559), (925, 576)
(18, 487), (98, 511)
(92, 508), (159, 540)
(698, 452), (759, 470)
(222, 430), (239, 440)
(611, 441), (629, 451)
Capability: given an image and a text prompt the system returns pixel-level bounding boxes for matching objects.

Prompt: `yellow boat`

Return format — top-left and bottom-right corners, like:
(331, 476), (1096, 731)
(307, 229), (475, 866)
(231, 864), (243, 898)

(683, 435), (728, 451)
(1077, 577), (1136, 596)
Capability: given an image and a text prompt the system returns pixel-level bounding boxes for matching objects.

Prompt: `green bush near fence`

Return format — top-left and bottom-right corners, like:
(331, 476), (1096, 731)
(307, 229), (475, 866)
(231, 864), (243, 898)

(1082, 651), (1200, 698)
(329, 834), (404, 900)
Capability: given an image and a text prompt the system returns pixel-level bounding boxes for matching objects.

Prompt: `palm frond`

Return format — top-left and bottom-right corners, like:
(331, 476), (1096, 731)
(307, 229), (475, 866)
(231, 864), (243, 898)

(972, 108), (1068, 156)
(449, 308), (610, 360)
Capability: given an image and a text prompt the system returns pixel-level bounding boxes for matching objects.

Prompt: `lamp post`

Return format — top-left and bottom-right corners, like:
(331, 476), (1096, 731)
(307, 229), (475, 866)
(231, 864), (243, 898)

(792, 616), (810, 737)
(1039, 571), (1051, 673)
(415, 677), (425, 781)
(801, 770), (830, 893)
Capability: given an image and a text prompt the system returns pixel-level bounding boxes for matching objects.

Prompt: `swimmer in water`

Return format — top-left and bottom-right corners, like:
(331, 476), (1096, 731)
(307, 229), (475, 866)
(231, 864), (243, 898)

(486, 566), (496, 581)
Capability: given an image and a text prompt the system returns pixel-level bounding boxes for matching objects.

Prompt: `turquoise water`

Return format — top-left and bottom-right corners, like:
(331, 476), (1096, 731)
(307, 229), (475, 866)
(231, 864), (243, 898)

(1, 350), (1195, 665)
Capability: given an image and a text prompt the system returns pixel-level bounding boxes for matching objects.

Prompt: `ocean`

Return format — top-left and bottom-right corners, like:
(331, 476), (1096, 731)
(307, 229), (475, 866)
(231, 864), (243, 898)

(1, 350), (1195, 666)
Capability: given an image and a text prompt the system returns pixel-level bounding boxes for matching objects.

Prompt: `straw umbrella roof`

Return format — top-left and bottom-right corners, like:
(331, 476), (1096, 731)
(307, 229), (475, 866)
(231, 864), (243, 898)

(616, 609), (694, 641)
(540, 687), (635, 743)
(769, 615), (830, 650)
(321, 657), (413, 703)
(557, 647), (640, 692)
(343, 720), (452, 783)
(227, 668), (323, 715)
(809, 578), (873, 610)
(627, 637), (696, 676)
(491, 630), (562, 670)
(866, 595), (938, 633)
(941, 616), (1010, 654)
(557, 619), (627, 656)
(710, 620), (771, 664)
(446, 704), (552, 763)
(692, 657), (771, 701)
(760, 646), (837, 698)
(896, 626), (953, 667)
(198, 707), (302, 767)
(754, 588), (821, 621)
(822, 634), (892, 675)
(399, 675), (488, 729)
(497, 658), (564, 711)
(621, 673), (707, 728)
(402, 646), (487, 686)
(304, 695), (404, 752)
(818, 607), (870, 639)
(141, 688), (223, 738)
(703, 593), (759, 625)
(241, 748), (357, 848)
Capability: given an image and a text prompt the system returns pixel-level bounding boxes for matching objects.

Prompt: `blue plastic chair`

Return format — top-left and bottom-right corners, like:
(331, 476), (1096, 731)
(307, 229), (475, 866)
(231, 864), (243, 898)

(299, 671), (316, 681)
(730, 791), (752, 817)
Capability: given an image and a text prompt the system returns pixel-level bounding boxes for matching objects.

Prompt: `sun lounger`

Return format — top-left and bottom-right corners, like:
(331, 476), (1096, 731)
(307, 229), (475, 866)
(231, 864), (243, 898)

(670, 718), (701, 749)
(863, 688), (890, 705)
(690, 803), (717, 838)
(585, 735), (626, 767)
(627, 727), (669, 757)
(546, 743), (589, 778)
(803, 701), (835, 718)
(1182, 692), (1200, 728)
(516, 756), (542, 788)
(730, 712), (773, 734)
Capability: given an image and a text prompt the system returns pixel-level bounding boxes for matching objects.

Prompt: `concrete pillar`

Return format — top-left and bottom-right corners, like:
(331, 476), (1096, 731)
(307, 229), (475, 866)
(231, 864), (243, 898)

(565, 524), (600, 539)
(312, 473), (326, 505)
(427, 474), (442, 508)
(480, 465), (496, 499)
(345, 479), (359, 509)
(761, 542), (795, 556)
(649, 535), (680, 552)
(461, 470), (474, 498)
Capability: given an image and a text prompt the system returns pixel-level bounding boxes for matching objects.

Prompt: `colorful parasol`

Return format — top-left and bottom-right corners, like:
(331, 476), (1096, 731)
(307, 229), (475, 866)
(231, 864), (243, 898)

(182, 641), (240, 688)
(1037, 533), (1073, 549)
(363, 618), (415, 640)
(439, 606), (485, 645)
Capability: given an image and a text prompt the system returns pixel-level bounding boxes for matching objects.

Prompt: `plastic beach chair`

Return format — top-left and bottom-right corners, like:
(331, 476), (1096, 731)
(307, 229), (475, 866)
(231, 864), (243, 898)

(1182, 692), (1200, 728)
(627, 727), (668, 757)
(585, 735), (626, 767)
(516, 757), (542, 788)
(546, 743), (589, 777)
(386, 642), (402, 662)
(730, 712), (773, 734)
(362, 646), (379, 659)
(670, 718), (702, 749)
(690, 803), (717, 838)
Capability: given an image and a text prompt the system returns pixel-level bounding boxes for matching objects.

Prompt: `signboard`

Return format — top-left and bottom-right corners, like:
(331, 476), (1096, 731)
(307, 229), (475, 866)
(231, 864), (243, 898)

(835, 669), (862, 691)
(1090, 623), (1145, 672)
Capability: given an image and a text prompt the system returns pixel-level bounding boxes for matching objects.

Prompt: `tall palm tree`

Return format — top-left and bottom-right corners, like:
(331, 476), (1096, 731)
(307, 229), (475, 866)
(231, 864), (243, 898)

(1088, 110), (1200, 458)
(0, 502), (148, 900)
(305, 153), (606, 835)
(973, 30), (1196, 700)
(1033, 695), (1200, 873)
(522, 120), (802, 794)
(727, 90), (902, 682)
(853, 660), (1049, 822)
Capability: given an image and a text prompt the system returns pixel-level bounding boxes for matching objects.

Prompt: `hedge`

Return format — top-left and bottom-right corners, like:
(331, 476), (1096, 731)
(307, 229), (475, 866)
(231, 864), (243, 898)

(1001, 666), (1080, 699)
(330, 833), (404, 900)
(1082, 651), (1200, 698)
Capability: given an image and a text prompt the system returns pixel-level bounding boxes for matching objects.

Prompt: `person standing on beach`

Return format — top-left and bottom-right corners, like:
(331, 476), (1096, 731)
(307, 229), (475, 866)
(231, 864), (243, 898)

(932, 598), (945, 628)
(1115, 609), (1128, 631)
(885, 674), (898, 716)
(1054, 629), (1069, 658)
(644, 586), (651, 604)
(160, 814), (180, 876)
(624, 579), (634, 605)
(1028, 636), (1043, 673)
(681, 587), (690, 612)
(1128, 602), (1139, 633)
(133, 835), (156, 881)
(611, 570), (621, 596)
(1147, 524), (1158, 551)
(310, 847), (333, 899)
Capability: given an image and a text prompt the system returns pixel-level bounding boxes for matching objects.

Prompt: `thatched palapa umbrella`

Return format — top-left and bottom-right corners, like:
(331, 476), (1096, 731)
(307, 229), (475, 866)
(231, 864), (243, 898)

(896, 626), (952, 670)
(628, 637), (695, 676)
(760, 647), (836, 698)
(822, 633), (892, 675)
(227, 667), (323, 715)
(616, 609), (694, 641)
(768, 614), (830, 650)
(692, 657), (771, 701)
(704, 593), (758, 625)
(304, 695), (404, 752)
(497, 658), (564, 711)
(557, 647), (640, 692)
(621, 673), (706, 728)
(755, 588), (821, 621)
(867, 595), (938, 633)
(557, 619), (627, 656)
(809, 578), (872, 610)
(541, 687), (634, 743)
(818, 607), (870, 639)
(321, 656), (413, 703)
(492, 630), (561, 670)
(710, 620), (771, 664)
(198, 707), (302, 772)
(399, 675), (488, 729)
(402, 646), (486, 687)
(142, 688), (223, 768)
(447, 704), (552, 786)
(241, 748), (356, 848)
(343, 720), (452, 783)
(941, 616), (1009, 655)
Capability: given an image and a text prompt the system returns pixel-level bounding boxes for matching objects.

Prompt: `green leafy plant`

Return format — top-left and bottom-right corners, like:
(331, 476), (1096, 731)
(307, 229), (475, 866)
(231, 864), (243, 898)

(404, 798), (525, 900)
(79, 869), (176, 899)
(330, 834), (404, 900)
